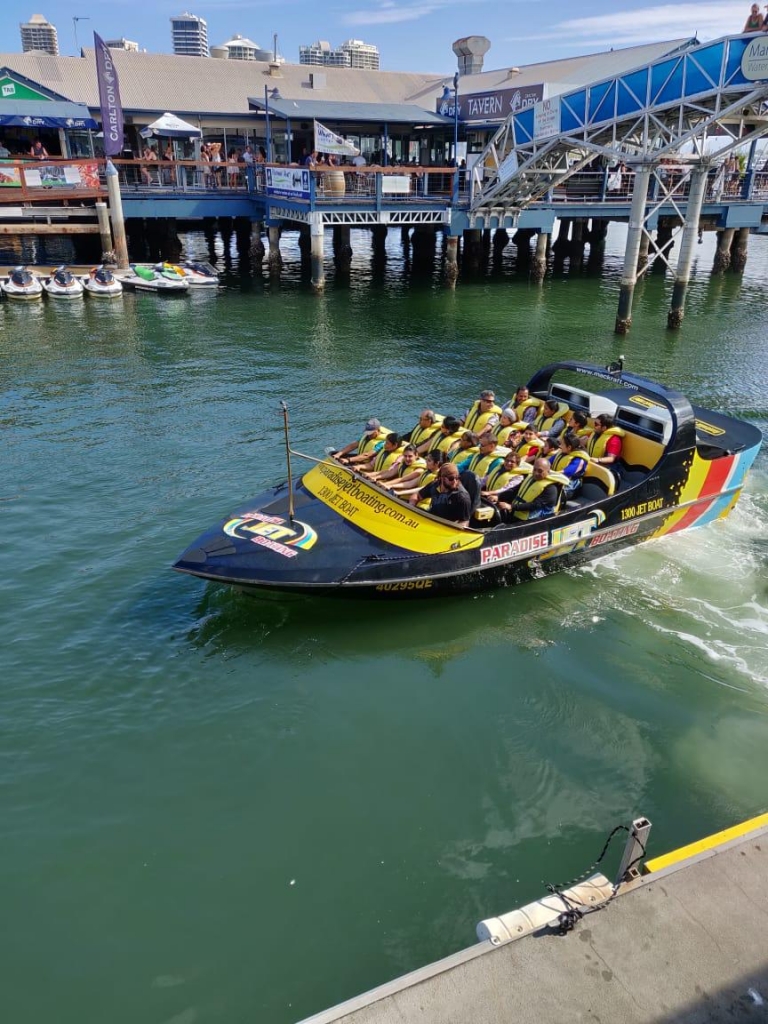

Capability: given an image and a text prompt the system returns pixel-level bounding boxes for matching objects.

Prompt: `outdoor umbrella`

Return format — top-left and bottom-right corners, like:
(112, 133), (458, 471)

(140, 112), (202, 139)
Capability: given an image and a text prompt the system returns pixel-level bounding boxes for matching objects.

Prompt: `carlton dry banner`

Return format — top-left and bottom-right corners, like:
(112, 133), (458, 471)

(94, 33), (124, 158)
(313, 121), (360, 157)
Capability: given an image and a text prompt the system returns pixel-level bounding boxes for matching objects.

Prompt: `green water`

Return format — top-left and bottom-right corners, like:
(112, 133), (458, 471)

(2, 227), (767, 1024)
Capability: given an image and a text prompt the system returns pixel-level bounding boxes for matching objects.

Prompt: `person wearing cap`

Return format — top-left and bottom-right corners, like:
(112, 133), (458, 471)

(463, 389), (502, 433)
(426, 463), (472, 527)
(334, 418), (388, 463)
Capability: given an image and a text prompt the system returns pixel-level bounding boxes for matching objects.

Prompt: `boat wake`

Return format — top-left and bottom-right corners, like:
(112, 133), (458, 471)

(575, 475), (768, 687)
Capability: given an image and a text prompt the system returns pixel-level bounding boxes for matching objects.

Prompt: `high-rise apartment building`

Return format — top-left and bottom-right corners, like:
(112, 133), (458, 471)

(20, 13), (59, 55)
(299, 38), (379, 69)
(339, 39), (379, 70)
(170, 12), (208, 57)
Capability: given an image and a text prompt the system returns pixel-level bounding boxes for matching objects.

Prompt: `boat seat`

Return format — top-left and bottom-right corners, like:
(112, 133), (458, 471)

(620, 431), (664, 471)
(583, 461), (617, 496)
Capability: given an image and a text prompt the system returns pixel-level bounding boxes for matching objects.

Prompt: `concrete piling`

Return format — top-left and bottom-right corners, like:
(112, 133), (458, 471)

(95, 202), (113, 261)
(531, 231), (548, 283)
(310, 218), (325, 291)
(712, 227), (735, 273)
(250, 222), (265, 264)
(444, 234), (459, 285)
(267, 225), (282, 273)
(667, 166), (707, 329)
(615, 165), (651, 334)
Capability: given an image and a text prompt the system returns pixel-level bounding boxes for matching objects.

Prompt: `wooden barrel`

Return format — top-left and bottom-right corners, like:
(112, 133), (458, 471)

(325, 170), (346, 197)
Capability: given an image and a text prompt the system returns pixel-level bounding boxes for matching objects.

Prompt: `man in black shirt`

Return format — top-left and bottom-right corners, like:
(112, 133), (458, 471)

(428, 464), (472, 527)
(498, 458), (559, 522)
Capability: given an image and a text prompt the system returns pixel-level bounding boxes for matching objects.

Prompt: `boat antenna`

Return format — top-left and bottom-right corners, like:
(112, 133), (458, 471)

(280, 400), (295, 522)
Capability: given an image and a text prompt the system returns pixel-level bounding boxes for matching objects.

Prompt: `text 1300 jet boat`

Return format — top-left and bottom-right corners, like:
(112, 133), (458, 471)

(174, 362), (763, 599)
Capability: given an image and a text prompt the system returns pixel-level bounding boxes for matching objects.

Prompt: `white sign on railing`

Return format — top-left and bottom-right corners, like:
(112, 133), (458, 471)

(265, 166), (310, 200)
(741, 37), (768, 81)
(381, 175), (411, 194)
(533, 97), (560, 140)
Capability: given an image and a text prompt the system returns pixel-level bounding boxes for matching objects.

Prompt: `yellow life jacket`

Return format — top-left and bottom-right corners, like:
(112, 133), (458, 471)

(409, 421), (442, 448)
(484, 466), (524, 492)
(551, 449), (588, 475)
(516, 437), (544, 459)
(372, 443), (405, 473)
(512, 471), (568, 520)
(433, 430), (463, 454)
(397, 456), (425, 478)
(357, 428), (391, 457)
(464, 400), (502, 433)
(493, 421), (526, 445)
(466, 448), (504, 478)
(533, 402), (570, 434)
(449, 445), (479, 465)
(512, 396), (542, 421)
(586, 426), (625, 459)
(415, 468), (436, 489)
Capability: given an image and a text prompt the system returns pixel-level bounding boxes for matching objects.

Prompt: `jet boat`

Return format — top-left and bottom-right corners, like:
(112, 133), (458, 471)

(174, 361), (763, 599)
(42, 265), (84, 298)
(121, 264), (189, 293)
(1, 266), (43, 301)
(82, 265), (123, 297)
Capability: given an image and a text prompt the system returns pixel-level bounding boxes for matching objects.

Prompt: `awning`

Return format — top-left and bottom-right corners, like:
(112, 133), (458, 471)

(248, 97), (452, 126)
(0, 99), (98, 130)
(140, 112), (202, 139)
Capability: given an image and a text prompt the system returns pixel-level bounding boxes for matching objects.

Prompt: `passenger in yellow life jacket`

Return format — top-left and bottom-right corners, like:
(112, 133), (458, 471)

(393, 450), (446, 500)
(514, 424), (545, 460)
(359, 433), (404, 475)
(463, 389), (502, 434)
(533, 398), (569, 439)
(335, 417), (390, 463)
(492, 408), (526, 446)
(404, 409), (443, 450)
(422, 415), (463, 455)
(527, 435), (558, 465)
(448, 430), (480, 469)
(465, 432), (504, 481)
(370, 443), (423, 485)
(551, 431), (589, 497)
(497, 458), (562, 522)
(567, 409), (592, 438)
(503, 385), (542, 424)
(482, 451), (529, 503)
(586, 414), (624, 479)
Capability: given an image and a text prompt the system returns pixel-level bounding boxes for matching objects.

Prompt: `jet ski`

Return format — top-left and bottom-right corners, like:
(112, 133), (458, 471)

(121, 264), (189, 293)
(82, 265), (123, 297)
(1, 266), (43, 301)
(154, 261), (220, 287)
(42, 265), (84, 299)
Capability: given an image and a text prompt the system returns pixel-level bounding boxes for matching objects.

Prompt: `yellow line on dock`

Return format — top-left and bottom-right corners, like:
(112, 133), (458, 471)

(644, 810), (768, 873)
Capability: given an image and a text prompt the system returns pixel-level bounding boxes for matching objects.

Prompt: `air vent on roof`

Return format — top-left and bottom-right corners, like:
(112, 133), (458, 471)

(309, 72), (326, 89)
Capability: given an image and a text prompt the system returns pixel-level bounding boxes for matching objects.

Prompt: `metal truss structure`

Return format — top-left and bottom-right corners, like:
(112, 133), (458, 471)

(471, 33), (768, 218)
(268, 206), (448, 228)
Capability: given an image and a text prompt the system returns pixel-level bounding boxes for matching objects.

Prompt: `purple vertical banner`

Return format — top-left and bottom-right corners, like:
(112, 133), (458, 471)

(94, 33), (124, 158)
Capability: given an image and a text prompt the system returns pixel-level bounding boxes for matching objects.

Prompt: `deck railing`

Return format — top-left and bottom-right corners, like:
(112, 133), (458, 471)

(0, 158), (106, 203)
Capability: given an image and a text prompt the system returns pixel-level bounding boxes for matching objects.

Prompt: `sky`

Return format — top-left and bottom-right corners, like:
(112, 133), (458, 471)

(0, 0), (756, 73)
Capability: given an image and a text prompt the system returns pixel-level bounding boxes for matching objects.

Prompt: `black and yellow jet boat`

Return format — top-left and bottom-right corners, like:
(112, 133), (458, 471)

(173, 361), (763, 599)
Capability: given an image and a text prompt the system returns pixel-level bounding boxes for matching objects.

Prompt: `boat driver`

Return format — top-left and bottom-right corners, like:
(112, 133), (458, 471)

(427, 464), (472, 528)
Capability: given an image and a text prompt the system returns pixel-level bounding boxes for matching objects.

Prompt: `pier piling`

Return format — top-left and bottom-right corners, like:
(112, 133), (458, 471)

(105, 160), (129, 268)
(250, 222), (265, 264)
(444, 235), (459, 285)
(730, 226), (749, 273)
(531, 231), (548, 283)
(267, 225), (282, 274)
(95, 202), (113, 261)
(614, 165), (651, 334)
(712, 227), (735, 272)
(667, 166), (707, 329)
(310, 217), (325, 291)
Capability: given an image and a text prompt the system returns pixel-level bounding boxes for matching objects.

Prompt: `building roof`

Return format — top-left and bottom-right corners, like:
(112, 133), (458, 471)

(0, 37), (698, 121)
(249, 97), (449, 125)
(459, 38), (696, 97)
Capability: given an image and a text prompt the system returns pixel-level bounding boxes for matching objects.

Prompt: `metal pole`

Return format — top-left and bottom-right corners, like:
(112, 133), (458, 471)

(615, 817), (652, 885)
(265, 85), (272, 163)
(614, 165), (651, 334)
(105, 159), (129, 268)
(667, 166), (707, 329)
(280, 401), (295, 522)
(452, 72), (460, 204)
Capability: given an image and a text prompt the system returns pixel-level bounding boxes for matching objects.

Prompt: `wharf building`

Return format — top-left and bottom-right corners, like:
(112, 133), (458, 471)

(19, 14), (58, 56)
(170, 12), (208, 58)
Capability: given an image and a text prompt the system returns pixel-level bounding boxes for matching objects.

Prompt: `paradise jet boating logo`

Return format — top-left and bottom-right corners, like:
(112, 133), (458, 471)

(223, 511), (318, 559)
